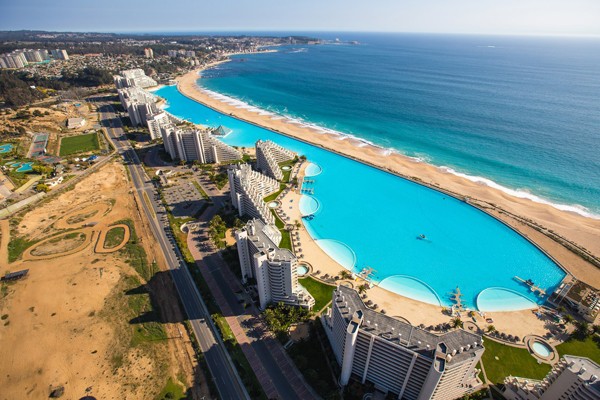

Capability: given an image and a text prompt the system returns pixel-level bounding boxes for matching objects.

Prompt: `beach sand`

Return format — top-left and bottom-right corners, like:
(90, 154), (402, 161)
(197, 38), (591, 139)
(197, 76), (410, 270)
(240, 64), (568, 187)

(177, 68), (600, 288)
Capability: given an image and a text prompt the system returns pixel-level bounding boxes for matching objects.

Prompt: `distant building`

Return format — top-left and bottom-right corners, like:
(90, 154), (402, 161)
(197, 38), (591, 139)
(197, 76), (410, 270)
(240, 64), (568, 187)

(256, 139), (295, 180)
(161, 126), (241, 164)
(228, 163), (278, 224)
(0, 51), (28, 68)
(549, 280), (600, 323)
(167, 49), (178, 57)
(235, 218), (314, 310)
(503, 355), (600, 400)
(185, 50), (196, 58)
(113, 68), (157, 89)
(50, 49), (69, 60)
(67, 117), (86, 129)
(144, 48), (154, 59)
(322, 285), (484, 400)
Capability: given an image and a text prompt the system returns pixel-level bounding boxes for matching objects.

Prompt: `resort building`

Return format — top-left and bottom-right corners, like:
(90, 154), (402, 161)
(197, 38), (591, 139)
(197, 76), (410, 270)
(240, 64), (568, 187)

(549, 280), (600, 323)
(228, 163), (278, 224)
(0, 51), (28, 68)
(235, 219), (315, 310)
(144, 48), (154, 59)
(161, 126), (241, 164)
(255, 139), (296, 180)
(113, 68), (157, 89)
(503, 355), (600, 400)
(322, 286), (484, 400)
(146, 111), (170, 140)
(117, 86), (159, 126)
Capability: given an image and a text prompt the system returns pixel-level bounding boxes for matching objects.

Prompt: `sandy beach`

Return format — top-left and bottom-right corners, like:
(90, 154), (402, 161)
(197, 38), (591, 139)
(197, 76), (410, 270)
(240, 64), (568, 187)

(176, 67), (600, 287)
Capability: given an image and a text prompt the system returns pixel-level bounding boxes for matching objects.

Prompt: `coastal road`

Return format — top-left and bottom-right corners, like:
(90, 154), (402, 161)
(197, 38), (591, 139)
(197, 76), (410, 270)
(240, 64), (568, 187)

(96, 101), (250, 400)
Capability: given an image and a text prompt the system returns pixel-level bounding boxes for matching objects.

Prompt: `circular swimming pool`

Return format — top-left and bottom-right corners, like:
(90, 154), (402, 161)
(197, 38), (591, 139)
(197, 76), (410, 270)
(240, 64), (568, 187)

(268, 201), (280, 209)
(299, 195), (319, 216)
(532, 341), (552, 358)
(282, 165), (292, 171)
(298, 264), (309, 276)
(304, 162), (322, 176)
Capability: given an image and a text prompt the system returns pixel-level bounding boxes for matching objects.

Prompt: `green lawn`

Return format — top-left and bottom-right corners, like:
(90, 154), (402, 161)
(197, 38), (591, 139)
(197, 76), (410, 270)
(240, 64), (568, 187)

(264, 183), (286, 203)
(7, 236), (38, 263)
(481, 338), (551, 385)
(155, 378), (186, 400)
(299, 277), (335, 312)
(104, 226), (125, 248)
(556, 335), (600, 364)
(59, 133), (100, 156)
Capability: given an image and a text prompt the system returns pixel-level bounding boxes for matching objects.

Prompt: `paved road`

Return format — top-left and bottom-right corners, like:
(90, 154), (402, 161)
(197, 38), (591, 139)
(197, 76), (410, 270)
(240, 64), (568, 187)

(96, 101), (249, 400)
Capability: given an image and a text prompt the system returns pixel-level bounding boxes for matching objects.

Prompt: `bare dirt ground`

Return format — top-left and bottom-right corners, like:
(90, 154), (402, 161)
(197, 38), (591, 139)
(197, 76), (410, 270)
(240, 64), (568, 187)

(0, 161), (208, 400)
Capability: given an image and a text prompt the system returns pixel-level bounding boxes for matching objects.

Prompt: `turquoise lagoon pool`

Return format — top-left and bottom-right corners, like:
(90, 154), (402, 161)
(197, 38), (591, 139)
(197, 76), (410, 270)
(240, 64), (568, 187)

(0, 143), (13, 154)
(156, 85), (566, 310)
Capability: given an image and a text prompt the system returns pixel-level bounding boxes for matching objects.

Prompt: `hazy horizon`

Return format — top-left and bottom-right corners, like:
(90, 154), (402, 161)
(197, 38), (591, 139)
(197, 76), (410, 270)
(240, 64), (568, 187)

(1, 0), (599, 37)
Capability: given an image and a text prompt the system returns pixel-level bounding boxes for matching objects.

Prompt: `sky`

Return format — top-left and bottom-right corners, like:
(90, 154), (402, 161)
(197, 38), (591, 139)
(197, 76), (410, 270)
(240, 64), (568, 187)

(1, 0), (599, 36)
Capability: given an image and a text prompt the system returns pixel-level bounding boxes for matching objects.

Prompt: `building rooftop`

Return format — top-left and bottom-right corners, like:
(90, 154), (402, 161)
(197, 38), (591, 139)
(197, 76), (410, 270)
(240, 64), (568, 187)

(335, 285), (483, 363)
(243, 219), (295, 262)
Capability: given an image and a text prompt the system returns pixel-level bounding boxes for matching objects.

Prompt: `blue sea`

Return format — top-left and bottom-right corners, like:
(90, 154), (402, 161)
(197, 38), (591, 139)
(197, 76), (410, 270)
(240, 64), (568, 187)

(199, 33), (600, 217)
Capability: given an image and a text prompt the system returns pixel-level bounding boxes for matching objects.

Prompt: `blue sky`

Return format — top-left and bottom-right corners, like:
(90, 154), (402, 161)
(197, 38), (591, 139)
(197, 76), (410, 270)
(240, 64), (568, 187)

(1, 0), (599, 36)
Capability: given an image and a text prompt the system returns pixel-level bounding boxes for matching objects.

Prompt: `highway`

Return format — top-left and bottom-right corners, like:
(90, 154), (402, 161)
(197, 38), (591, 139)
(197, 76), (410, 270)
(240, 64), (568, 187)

(96, 102), (250, 400)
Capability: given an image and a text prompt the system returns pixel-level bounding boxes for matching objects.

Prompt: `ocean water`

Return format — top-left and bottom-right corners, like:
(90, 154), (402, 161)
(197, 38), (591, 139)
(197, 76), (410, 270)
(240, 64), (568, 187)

(155, 85), (566, 310)
(199, 33), (600, 217)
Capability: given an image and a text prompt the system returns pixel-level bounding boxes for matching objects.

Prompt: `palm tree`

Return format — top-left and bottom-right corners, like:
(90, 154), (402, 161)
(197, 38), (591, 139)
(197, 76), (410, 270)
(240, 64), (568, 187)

(339, 270), (352, 280)
(450, 317), (463, 329)
(575, 321), (590, 338)
(486, 325), (497, 333)
(357, 284), (369, 295)
(563, 314), (575, 325)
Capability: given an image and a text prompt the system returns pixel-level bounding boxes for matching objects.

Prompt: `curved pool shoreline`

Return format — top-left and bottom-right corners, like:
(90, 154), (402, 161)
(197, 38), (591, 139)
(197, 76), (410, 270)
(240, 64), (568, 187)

(157, 84), (569, 312)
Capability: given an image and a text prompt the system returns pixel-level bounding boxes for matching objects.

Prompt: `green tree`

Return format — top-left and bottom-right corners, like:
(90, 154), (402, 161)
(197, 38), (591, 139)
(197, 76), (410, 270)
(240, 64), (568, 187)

(451, 317), (463, 329)
(35, 183), (50, 192)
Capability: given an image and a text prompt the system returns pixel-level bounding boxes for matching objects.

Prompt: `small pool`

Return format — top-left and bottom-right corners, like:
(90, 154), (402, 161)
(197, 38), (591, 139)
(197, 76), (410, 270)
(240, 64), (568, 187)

(298, 264), (309, 276)
(16, 162), (34, 172)
(0, 143), (13, 153)
(299, 195), (320, 216)
(281, 165), (292, 171)
(532, 341), (552, 358)
(304, 162), (322, 176)
(314, 239), (356, 270)
(268, 201), (280, 209)
(379, 275), (442, 306)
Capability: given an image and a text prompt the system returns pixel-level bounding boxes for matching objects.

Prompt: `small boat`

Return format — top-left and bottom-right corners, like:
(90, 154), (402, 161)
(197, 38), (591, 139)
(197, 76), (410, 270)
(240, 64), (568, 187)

(417, 234), (426, 240)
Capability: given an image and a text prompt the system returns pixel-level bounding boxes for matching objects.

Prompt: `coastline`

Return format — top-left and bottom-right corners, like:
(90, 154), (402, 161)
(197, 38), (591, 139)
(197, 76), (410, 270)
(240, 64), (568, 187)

(175, 67), (600, 288)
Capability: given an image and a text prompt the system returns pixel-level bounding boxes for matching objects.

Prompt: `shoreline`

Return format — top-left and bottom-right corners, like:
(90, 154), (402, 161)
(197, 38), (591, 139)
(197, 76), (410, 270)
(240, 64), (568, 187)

(174, 66), (600, 289)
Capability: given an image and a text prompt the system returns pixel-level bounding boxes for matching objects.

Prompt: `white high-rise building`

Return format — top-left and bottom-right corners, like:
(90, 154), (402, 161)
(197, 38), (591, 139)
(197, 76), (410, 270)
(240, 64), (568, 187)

(161, 126), (241, 164)
(255, 139), (296, 180)
(117, 87), (159, 126)
(228, 164), (279, 224)
(113, 68), (157, 89)
(235, 219), (315, 310)
(144, 48), (154, 59)
(322, 286), (485, 400)
(50, 49), (69, 60)
(146, 111), (170, 140)
(503, 355), (600, 400)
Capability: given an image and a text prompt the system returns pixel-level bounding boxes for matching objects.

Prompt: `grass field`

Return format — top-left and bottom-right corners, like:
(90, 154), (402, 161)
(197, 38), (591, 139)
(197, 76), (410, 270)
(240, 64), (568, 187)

(556, 335), (600, 364)
(481, 338), (551, 385)
(59, 133), (100, 156)
(299, 277), (335, 312)
(104, 226), (126, 248)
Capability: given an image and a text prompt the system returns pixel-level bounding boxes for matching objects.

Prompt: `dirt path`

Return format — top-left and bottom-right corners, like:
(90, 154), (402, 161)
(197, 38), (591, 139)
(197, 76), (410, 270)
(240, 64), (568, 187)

(94, 224), (130, 253)
(0, 219), (9, 267)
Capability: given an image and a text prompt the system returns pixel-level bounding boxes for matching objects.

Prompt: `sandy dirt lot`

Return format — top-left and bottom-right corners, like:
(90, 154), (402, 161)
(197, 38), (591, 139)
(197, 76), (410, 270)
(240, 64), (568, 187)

(0, 161), (207, 400)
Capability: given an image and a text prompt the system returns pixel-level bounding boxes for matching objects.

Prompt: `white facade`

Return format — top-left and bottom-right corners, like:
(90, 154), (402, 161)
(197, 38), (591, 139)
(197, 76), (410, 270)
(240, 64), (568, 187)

(117, 87), (159, 126)
(50, 49), (69, 60)
(255, 139), (296, 180)
(228, 164), (278, 224)
(144, 48), (154, 59)
(161, 126), (241, 164)
(323, 286), (484, 400)
(146, 111), (169, 140)
(235, 219), (314, 310)
(504, 355), (600, 400)
(113, 68), (157, 89)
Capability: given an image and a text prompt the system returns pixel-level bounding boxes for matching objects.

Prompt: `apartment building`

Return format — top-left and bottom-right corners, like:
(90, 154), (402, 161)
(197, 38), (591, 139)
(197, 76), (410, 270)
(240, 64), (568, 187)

(113, 68), (157, 89)
(161, 126), (241, 163)
(228, 163), (278, 224)
(256, 139), (296, 180)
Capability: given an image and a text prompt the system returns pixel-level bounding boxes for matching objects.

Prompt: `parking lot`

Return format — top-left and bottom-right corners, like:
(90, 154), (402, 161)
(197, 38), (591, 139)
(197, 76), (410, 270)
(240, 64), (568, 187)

(162, 181), (206, 218)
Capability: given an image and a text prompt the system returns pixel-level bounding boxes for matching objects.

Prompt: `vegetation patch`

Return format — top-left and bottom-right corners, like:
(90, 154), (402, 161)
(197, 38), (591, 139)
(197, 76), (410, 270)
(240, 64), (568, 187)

(66, 209), (99, 225)
(263, 302), (311, 342)
(116, 219), (155, 281)
(288, 320), (340, 399)
(7, 235), (38, 263)
(31, 231), (86, 256)
(104, 226), (126, 249)
(481, 338), (551, 385)
(59, 133), (100, 156)
(155, 377), (186, 400)
(299, 277), (335, 312)
(557, 335), (600, 364)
